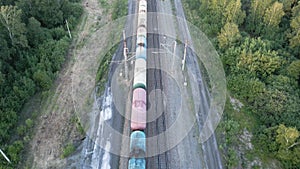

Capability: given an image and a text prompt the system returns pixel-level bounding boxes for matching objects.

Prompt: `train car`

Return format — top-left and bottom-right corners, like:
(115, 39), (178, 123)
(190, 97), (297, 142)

(139, 0), (147, 13)
(128, 158), (146, 169)
(136, 35), (147, 47)
(131, 88), (147, 130)
(130, 131), (146, 157)
(137, 12), (147, 28)
(133, 59), (147, 89)
(137, 27), (147, 39)
(135, 46), (146, 60)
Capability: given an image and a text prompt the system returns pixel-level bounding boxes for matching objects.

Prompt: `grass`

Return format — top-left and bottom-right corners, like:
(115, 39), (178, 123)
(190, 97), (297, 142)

(60, 143), (76, 158)
(95, 45), (118, 96)
(99, 0), (110, 13)
(111, 0), (128, 20)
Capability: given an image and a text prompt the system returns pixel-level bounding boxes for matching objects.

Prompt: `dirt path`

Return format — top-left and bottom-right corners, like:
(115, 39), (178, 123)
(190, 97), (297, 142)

(25, 0), (113, 168)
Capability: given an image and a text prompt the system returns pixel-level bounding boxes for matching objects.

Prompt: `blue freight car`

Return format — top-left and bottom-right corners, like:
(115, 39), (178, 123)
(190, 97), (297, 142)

(130, 131), (146, 158)
(128, 158), (146, 169)
(135, 46), (147, 60)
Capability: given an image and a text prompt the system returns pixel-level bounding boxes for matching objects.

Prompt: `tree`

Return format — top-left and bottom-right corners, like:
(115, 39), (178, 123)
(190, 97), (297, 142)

(0, 5), (27, 48)
(289, 3), (300, 49)
(7, 140), (23, 163)
(29, 0), (64, 28)
(247, 0), (272, 36)
(290, 16), (300, 48)
(276, 124), (299, 148)
(237, 50), (282, 78)
(227, 73), (266, 104)
(237, 38), (283, 79)
(218, 22), (242, 49)
(262, 1), (285, 38)
(221, 46), (241, 74)
(32, 70), (52, 90)
(279, 0), (298, 14)
(198, 0), (229, 36)
(276, 124), (300, 167)
(287, 60), (300, 81)
(264, 2), (285, 28)
(223, 0), (246, 25)
(26, 17), (50, 47)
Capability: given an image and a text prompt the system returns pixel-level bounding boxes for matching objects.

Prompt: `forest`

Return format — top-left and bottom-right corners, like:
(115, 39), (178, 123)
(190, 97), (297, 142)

(0, 0), (83, 167)
(184, 0), (300, 168)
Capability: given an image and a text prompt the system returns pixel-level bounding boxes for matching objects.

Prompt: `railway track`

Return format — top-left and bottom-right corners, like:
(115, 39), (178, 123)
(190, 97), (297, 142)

(173, 0), (224, 168)
(146, 0), (169, 168)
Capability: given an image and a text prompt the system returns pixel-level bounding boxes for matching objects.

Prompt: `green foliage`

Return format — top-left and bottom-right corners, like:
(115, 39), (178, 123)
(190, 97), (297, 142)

(276, 124), (299, 148)
(262, 1), (285, 37)
(0, 0), (83, 166)
(0, 5), (28, 48)
(287, 60), (300, 80)
(27, 17), (50, 47)
(246, 0), (272, 36)
(17, 125), (26, 136)
(227, 148), (239, 168)
(289, 24), (300, 49)
(237, 37), (283, 79)
(223, 0), (246, 25)
(275, 124), (300, 168)
(96, 45), (117, 95)
(33, 70), (52, 90)
(7, 140), (24, 163)
(279, 0), (298, 14)
(264, 2), (285, 27)
(218, 22), (242, 49)
(220, 46), (241, 74)
(61, 143), (75, 158)
(224, 119), (241, 145)
(112, 0), (127, 20)
(217, 99), (242, 168)
(228, 73), (265, 104)
(184, 0), (300, 166)
(25, 118), (33, 128)
(256, 126), (279, 153)
(237, 49), (282, 78)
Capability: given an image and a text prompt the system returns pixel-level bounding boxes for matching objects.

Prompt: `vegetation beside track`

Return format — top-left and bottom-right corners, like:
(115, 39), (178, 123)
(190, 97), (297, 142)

(183, 0), (300, 168)
(0, 0), (83, 167)
(95, 45), (118, 96)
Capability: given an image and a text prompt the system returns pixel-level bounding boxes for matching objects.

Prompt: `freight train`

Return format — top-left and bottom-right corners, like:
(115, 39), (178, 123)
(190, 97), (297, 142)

(128, 0), (147, 168)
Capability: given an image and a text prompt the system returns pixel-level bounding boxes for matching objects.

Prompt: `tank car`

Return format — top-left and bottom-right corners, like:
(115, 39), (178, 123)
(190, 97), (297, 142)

(136, 35), (147, 47)
(128, 158), (146, 169)
(137, 12), (147, 28)
(131, 88), (147, 130)
(139, 0), (147, 13)
(135, 46), (146, 60)
(133, 58), (147, 89)
(130, 131), (146, 157)
(137, 27), (147, 39)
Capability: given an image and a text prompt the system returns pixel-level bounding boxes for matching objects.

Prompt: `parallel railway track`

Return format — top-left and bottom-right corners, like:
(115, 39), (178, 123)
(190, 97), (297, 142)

(146, 0), (169, 168)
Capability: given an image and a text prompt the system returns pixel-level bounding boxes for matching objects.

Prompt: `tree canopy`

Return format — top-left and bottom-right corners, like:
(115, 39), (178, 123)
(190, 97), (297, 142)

(0, 0), (82, 167)
(185, 0), (300, 167)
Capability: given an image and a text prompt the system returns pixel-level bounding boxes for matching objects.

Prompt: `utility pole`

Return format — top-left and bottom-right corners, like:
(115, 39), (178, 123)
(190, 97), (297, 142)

(123, 30), (128, 80)
(0, 148), (11, 163)
(172, 40), (177, 72)
(65, 20), (72, 38)
(182, 40), (187, 71)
